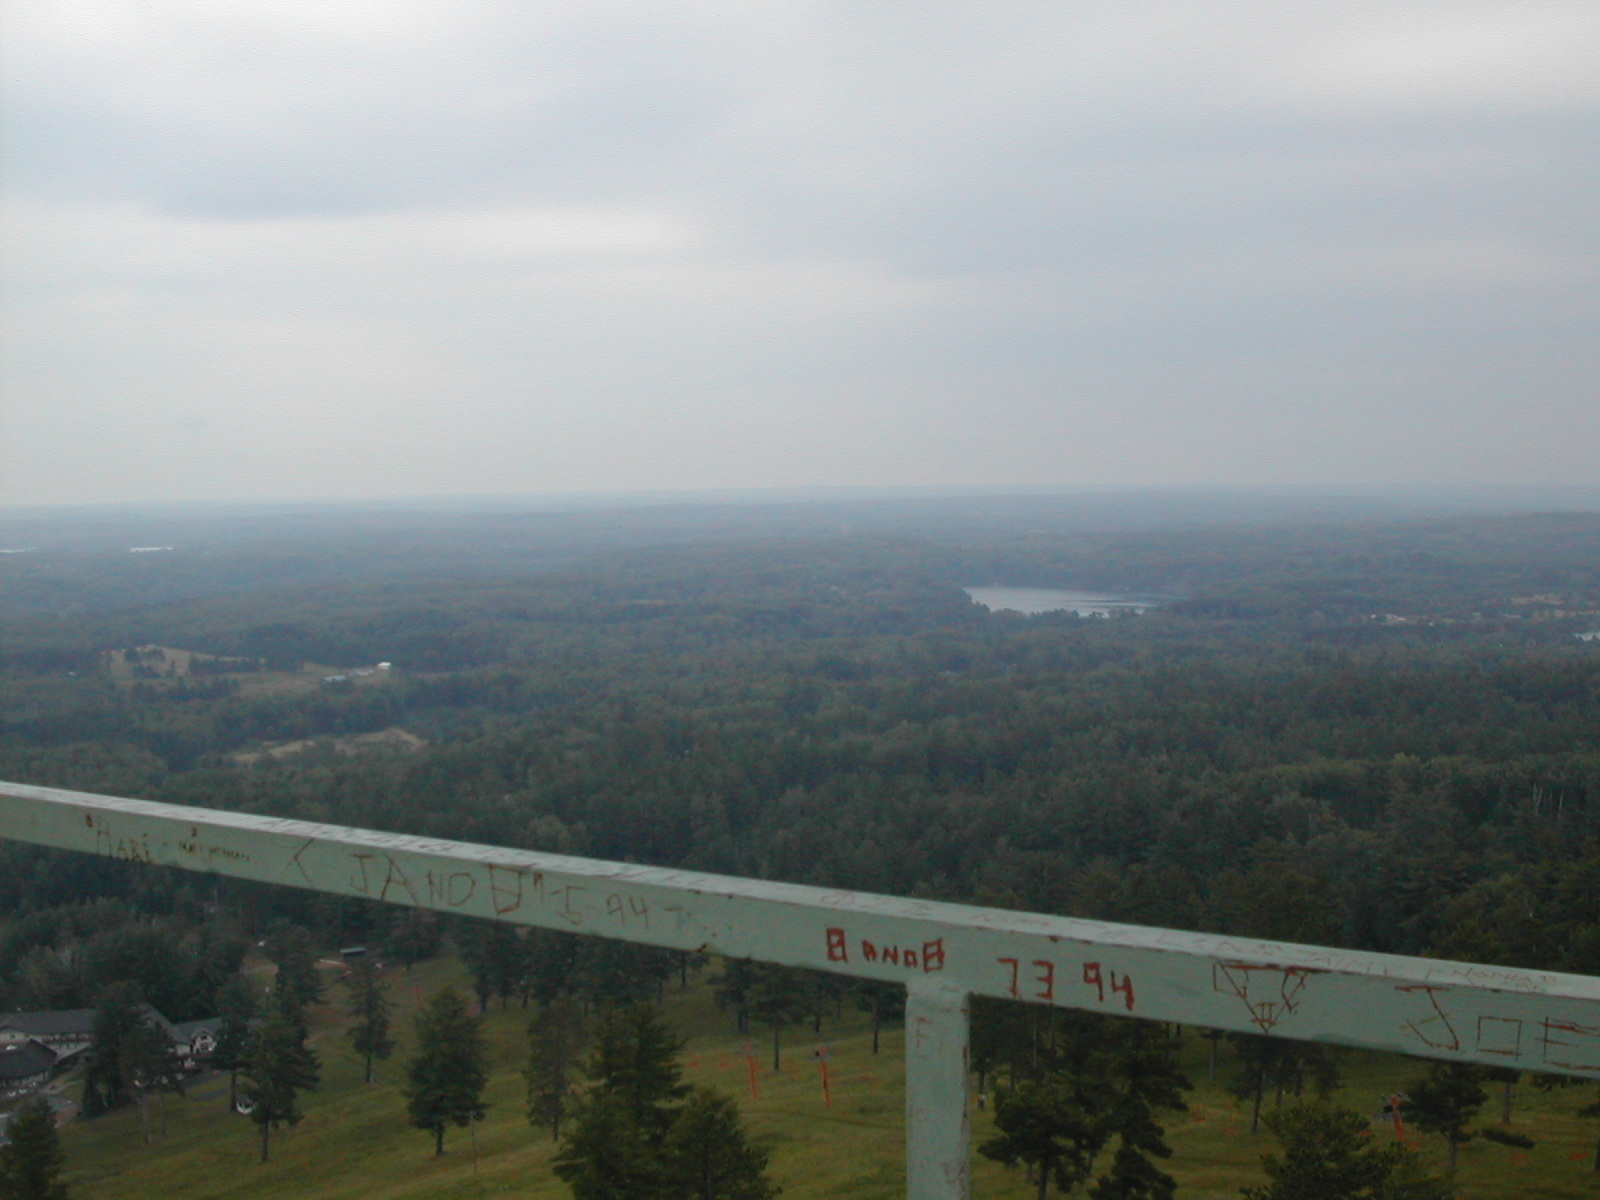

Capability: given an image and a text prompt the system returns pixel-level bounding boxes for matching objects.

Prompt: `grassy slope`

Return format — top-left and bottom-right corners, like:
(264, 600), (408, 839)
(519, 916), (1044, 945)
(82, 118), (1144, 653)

(57, 956), (1600, 1199)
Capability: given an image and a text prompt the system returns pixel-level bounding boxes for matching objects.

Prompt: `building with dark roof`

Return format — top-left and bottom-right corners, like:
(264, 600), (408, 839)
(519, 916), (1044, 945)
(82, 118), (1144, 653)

(0, 1040), (57, 1098)
(0, 1010), (94, 1061)
(170, 1017), (223, 1064)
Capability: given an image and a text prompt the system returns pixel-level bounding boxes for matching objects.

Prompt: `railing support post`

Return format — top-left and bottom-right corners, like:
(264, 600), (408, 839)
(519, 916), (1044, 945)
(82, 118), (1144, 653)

(905, 983), (971, 1200)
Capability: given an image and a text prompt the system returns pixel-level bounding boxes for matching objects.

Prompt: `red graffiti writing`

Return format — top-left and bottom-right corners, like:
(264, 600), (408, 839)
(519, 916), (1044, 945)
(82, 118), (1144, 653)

(826, 927), (849, 962)
(841, 932), (946, 972)
(999, 958), (1135, 1011)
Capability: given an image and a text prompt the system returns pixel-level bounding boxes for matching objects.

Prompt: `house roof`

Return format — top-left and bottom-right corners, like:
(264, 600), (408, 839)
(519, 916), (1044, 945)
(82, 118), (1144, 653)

(0, 1040), (58, 1081)
(171, 1018), (222, 1041)
(0, 1010), (94, 1039)
(136, 1004), (179, 1040)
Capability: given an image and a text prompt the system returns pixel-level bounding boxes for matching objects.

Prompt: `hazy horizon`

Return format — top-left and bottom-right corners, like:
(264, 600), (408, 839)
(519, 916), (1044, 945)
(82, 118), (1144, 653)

(7, 479), (1600, 519)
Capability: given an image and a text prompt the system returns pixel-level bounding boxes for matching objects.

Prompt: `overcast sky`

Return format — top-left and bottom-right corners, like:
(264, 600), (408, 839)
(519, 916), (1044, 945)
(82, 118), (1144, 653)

(2, 1), (1596, 507)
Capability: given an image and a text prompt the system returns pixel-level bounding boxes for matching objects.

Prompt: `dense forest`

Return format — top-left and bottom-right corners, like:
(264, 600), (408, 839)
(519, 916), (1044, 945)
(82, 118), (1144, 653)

(5, 493), (1600, 1195)
(4, 497), (1600, 973)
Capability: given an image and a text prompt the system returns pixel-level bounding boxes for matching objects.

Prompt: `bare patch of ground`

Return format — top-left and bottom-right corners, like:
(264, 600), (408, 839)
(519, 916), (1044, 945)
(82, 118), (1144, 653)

(229, 726), (426, 766)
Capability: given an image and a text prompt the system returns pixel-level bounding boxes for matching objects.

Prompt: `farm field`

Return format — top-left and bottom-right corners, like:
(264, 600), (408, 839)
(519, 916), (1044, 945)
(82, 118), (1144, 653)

(53, 954), (1600, 1200)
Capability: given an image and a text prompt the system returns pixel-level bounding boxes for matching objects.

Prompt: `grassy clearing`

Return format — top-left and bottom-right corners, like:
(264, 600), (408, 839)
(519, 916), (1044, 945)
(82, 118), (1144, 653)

(55, 956), (1600, 1199)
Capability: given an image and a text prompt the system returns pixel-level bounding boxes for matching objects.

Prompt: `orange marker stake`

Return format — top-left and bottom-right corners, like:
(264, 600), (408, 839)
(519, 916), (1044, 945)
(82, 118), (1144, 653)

(743, 1040), (760, 1100)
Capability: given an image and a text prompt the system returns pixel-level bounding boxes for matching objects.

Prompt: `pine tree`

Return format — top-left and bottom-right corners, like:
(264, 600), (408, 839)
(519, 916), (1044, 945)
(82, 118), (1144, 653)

(854, 981), (902, 1055)
(1242, 1101), (1449, 1200)
(264, 925), (323, 1026)
(125, 1010), (185, 1144)
(553, 1003), (689, 1199)
(344, 957), (395, 1084)
(0, 1097), (69, 1200)
(384, 909), (442, 973)
(81, 982), (146, 1117)
(663, 1087), (780, 1200)
(189, 924), (248, 1014)
(980, 1076), (1104, 1200)
(1405, 1063), (1488, 1179)
(240, 1010), (321, 1163)
(211, 974), (259, 1113)
(576, 940), (674, 1008)
(526, 996), (585, 1140)
(1089, 1019), (1190, 1200)
(711, 959), (757, 1035)
(552, 1089), (663, 1200)
(526, 927), (582, 1007)
(584, 1003), (688, 1134)
(404, 987), (489, 1155)
(459, 921), (530, 1012)
(978, 1010), (1190, 1200)
(746, 967), (809, 1073)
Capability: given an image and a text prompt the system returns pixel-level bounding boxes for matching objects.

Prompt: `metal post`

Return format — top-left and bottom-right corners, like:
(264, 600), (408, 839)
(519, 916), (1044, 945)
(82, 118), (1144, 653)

(905, 983), (970, 1200)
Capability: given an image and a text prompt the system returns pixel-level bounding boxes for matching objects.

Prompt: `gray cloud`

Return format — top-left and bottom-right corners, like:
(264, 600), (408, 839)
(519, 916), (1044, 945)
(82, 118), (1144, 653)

(2, 0), (1596, 505)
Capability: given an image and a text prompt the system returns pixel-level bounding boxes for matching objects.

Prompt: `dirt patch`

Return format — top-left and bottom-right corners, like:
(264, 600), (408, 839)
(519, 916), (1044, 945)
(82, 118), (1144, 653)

(230, 726), (427, 766)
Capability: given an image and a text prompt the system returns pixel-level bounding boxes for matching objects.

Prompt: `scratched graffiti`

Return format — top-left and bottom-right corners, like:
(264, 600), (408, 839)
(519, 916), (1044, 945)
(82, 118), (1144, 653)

(1476, 1016), (1523, 1057)
(1396, 985), (1461, 1052)
(1214, 962), (1317, 1033)
(13, 785), (1600, 1090)
(331, 846), (658, 935)
(93, 826), (156, 865)
(488, 864), (536, 915)
(1540, 1018), (1600, 1072)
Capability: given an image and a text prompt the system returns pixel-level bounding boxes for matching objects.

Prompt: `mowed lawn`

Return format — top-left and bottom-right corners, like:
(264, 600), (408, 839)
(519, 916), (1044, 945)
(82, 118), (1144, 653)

(56, 955), (1600, 1199)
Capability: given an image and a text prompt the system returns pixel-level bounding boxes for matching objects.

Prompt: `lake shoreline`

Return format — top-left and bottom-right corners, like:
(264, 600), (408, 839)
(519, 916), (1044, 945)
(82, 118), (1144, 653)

(963, 586), (1158, 616)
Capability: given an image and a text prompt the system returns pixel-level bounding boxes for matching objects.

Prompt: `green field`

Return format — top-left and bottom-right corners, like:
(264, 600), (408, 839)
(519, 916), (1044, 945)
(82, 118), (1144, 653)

(51, 957), (1600, 1199)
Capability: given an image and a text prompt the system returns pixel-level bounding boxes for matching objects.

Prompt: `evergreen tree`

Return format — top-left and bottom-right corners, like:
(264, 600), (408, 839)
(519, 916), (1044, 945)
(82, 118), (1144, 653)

(663, 1087), (780, 1200)
(584, 1003), (689, 1134)
(343, 957), (395, 1084)
(853, 980), (902, 1055)
(459, 921), (530, 1012)
(211, 974), (259, 1113)
(1230, 1037), (1338, 1134)
(0, 1097), (69, 1200)
(404, 987), (489, 1155)
(76, 924), (192, 1022)
(576, 940), (674, 1008)
(711, 959), (757, 1035)
(189, 924), (249, 1014)
(1242, 1101), (1449, 1200)
(383, 909), (442, 973)
(526, 928), (582, 1007)
(264, 925), (323, 1024)
(1405, 1063), (1488, 1179)
(979, 1011), (1189, 1200)
(124, 1010), (185, 1145)
(81, 981), (146, 1117)
(1089, 1019), (1190, 1200)
(552, 1090), (663, 1200)
(240, 1010), (321, 1163)
(981, 1077), (1104, 1200)
(526, 996), (585, 1140)
(1485, 1066), (1521, 1125)
(746, 967), (809, 1072)
(553, 1003), (689, 1198)
(457, 922), (496, 1014)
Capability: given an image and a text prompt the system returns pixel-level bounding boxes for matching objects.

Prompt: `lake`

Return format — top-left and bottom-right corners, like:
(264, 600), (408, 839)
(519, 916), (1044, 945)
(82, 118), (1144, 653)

(964, 586), (1155, 616)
